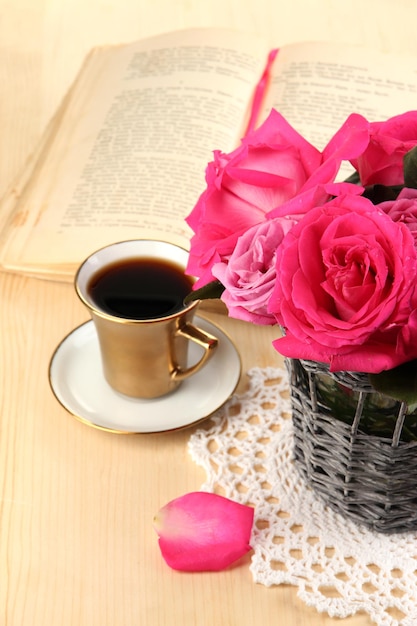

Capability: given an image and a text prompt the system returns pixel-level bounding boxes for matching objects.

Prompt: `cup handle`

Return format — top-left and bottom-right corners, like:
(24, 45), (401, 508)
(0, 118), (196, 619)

(171, 322), (218, 381)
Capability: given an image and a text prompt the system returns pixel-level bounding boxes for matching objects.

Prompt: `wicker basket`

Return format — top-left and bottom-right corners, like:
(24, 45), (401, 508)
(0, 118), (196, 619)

(288, 358), (417, 534)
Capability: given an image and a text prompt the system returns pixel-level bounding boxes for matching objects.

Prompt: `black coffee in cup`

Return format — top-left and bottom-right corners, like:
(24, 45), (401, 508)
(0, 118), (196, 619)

(87, 258), (194, 320)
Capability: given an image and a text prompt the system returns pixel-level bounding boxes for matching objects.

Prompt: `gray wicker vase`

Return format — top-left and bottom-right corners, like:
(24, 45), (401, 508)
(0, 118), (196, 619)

(287, 358), (417, 534)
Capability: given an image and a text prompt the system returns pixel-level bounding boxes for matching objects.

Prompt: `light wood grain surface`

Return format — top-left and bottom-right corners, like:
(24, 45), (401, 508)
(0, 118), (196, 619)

(1, 1), (417, 624)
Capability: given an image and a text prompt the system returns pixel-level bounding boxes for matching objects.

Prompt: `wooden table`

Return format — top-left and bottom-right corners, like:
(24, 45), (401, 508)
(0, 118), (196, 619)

(2, 2), (417, 624)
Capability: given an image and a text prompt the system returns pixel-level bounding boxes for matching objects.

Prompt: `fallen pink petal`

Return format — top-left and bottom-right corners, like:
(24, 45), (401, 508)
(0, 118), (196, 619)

(153, 492), (254, 572)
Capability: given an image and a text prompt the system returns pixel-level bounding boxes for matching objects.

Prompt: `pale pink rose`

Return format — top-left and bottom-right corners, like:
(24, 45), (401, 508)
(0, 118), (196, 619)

(212, 218), (294, 325)
(270, 194), (417, 373)
(350, 110), (417, 186)
(378, 187), (417, 246)
(153, 492), (254, 572)
(186, 109), (369, 287)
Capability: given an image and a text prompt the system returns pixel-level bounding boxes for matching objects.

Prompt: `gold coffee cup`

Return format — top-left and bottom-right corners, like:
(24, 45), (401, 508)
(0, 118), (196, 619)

(75, 240), (218, 399)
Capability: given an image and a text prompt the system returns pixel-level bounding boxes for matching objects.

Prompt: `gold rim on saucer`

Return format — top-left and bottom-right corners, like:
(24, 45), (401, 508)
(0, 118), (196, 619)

(48, 317), (241, 434)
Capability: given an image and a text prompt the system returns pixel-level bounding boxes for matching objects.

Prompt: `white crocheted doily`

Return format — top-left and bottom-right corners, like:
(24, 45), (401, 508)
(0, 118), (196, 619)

(188, 367), (417, 626)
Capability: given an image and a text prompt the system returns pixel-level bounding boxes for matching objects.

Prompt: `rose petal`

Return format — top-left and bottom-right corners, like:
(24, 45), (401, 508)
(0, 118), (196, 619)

(153, 492), (254, 572)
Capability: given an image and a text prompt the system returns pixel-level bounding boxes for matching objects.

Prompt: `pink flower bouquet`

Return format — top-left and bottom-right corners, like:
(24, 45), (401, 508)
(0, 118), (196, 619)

(185, 109), (417, 410)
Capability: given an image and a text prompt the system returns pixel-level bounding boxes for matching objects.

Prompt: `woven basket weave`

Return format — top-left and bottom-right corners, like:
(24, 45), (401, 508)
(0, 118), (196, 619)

(288, 358), (417, 534)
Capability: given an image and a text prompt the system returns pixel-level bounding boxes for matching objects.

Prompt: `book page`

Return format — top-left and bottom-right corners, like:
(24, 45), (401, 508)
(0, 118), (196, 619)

(0, 28), (268, 279)
(261, 41), (417, 178)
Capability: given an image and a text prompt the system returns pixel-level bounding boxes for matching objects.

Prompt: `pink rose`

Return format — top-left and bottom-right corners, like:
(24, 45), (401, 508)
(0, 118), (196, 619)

(350, 110), (417, 186)
(378, 187), (417, 246)
(186, 109), (368, 286)
(270, 194), (417, 373)
(211, 218), (294, 325)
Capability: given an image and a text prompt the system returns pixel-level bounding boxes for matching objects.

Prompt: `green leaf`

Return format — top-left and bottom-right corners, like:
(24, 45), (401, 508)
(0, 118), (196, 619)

(362, 184), (402, 204)
(369, 359), (417, 413)
(343, 170), (361, 185)
(403, 145), (417, 188)
(184, 280), (225, 304)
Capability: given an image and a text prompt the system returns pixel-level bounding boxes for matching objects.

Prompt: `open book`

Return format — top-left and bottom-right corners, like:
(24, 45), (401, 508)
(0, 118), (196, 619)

(1, 27), (417, 281)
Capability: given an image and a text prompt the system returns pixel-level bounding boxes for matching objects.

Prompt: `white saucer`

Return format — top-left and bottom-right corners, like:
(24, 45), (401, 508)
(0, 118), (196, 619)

(49, 317), (241, 434)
